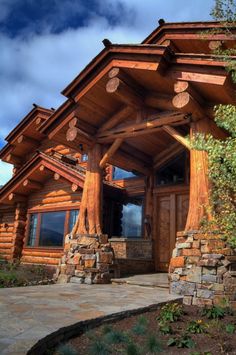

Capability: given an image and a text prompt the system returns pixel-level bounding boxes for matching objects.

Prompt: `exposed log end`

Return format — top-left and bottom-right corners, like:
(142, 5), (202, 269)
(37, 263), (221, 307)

(108, 68), (120, 79)
(172, 91), (191, 109)
(209, 40), (223, 51)
(174, 81), (189, 94)
(66, 127), (78, 142)
(102, 38), (112, 47)
(106, 77), (120, 94)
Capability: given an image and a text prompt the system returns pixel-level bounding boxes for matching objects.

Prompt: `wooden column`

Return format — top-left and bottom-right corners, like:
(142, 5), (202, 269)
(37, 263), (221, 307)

(185, 119), (210, 231)
(72, 144), (103, 236)
(144, 175), (154, 239)
(11, 202), (27, 260)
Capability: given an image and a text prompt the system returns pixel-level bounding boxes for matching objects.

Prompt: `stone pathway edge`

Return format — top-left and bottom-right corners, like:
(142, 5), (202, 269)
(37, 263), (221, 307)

(27, 298), (182, 355)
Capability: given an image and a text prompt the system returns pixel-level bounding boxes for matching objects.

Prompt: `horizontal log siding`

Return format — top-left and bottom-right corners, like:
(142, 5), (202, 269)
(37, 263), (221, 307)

(22, 178), (81, 265)
(0, 208), (15, 260)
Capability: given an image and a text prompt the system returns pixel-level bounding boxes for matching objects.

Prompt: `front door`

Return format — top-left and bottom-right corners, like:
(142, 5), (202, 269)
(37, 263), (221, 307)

(154, 186), (189, 271)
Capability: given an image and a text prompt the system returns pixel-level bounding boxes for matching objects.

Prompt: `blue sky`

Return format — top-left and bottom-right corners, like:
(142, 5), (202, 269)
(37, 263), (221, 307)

(0, 0), (215, 185)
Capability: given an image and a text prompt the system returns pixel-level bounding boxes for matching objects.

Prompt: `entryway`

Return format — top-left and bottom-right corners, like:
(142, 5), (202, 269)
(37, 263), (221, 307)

(154, 186), (189, 271)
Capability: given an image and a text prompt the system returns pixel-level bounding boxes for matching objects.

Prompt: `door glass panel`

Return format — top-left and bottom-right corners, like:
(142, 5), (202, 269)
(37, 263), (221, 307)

(39, 211), (66, 247)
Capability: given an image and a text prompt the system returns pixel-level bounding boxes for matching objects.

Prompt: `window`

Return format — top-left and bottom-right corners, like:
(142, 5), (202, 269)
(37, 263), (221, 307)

(156, 152), (188, 186)
(121, 198), (143, 238)
(112, 167), (137, 180)
(27, 209), (79, 247)
(81, 154), (88, 162)
(69, 210), (79, 232)
(27, 214), (38, 247)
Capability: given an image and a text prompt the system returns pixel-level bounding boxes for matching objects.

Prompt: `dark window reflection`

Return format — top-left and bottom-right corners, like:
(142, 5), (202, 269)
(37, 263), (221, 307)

(156, 152), (186, 186)
(27, 213), (38, 246)
(39, 211), (66, 247)
(69, 210), (79, 232)
(122, 199), (143, 237)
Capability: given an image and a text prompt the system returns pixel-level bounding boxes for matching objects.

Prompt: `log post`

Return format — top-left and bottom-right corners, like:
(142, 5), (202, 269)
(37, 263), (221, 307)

(71, 143), (103, 237)
(185, 119), (211, 231)
(11, 202), (27, 260)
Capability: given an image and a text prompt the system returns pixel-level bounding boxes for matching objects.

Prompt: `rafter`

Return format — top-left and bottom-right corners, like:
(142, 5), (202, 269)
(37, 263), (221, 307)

(172, 92), (205, 121)
(106, 77), (143, 108)
(98, 106), (133, 133)
(153, 142), (185, 169)
(99, 138), (123, 169)
(162, 125), (190, 150)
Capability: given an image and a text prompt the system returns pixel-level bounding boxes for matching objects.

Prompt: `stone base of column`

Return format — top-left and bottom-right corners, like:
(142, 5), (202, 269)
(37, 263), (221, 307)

(54, 234), (119, 285)
(169, 231), (236, 309)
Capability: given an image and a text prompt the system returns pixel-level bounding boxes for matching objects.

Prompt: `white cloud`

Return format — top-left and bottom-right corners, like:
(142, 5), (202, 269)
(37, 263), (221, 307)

(0, 161), (12, 185)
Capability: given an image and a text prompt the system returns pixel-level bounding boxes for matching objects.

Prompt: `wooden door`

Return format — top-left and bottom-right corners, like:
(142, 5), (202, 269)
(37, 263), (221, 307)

(154, 187), (189, 271)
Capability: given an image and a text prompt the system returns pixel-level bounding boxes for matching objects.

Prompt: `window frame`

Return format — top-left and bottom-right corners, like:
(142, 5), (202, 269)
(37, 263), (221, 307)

(25, 208), (79, 249)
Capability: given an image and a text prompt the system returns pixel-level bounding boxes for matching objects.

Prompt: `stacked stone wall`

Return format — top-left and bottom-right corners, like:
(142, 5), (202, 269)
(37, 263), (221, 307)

(169, 231), (236, 308)
(55, 234), (118, 284)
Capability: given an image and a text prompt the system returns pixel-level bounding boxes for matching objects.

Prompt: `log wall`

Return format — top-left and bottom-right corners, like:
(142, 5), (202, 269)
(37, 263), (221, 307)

(22, 178), (82, 265)
(0, 207), (15, 260)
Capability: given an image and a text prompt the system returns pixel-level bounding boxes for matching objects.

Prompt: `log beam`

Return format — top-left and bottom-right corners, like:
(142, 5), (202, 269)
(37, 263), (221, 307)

(99, 138), (123, 169)
(17, 135), (39, 147)
(172, 92), (205, 121)
(106, 77), (143, 108)
(98, 106), (133, 133)
(97, 112), (188, 142)
(8, 193), (26, 203)
(6, 154), (22, 166)
(23, 179), (42, 190)
(162, 125), (190, 150)
(145, 92), (174, 111)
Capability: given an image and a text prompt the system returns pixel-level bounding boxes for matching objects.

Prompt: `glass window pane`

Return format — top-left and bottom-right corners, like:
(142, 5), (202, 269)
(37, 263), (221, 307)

(112, 167), (137, 180)
(39, 211), (66, 247)
(122, 201), (142, 238)
(27, 214), (38, 246)
(156, 152), (186, 186)
(69, 210), (79, 232)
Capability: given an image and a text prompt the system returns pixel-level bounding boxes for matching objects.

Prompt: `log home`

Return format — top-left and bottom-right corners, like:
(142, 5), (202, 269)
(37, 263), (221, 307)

(0, 21), (235, 305)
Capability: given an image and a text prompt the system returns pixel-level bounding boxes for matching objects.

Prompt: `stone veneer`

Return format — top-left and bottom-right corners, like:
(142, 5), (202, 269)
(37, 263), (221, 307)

(169, 231), (236, 308)
(54, 234), (118, 285)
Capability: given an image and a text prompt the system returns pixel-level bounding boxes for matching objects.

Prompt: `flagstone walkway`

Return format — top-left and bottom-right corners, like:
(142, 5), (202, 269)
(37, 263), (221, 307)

(0, 281), (181, 355)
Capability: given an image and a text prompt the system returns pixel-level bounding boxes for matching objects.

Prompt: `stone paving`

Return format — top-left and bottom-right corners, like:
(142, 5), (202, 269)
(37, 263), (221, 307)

(0, 281), (181, 355)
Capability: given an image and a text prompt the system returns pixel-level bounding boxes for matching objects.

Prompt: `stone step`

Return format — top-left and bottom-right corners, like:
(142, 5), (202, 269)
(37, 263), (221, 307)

(111, 273), (169, 289)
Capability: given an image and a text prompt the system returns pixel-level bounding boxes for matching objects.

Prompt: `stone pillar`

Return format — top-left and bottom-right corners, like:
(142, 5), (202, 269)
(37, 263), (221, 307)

(55, 234), (119, 284)
(169, 231), (236, 308)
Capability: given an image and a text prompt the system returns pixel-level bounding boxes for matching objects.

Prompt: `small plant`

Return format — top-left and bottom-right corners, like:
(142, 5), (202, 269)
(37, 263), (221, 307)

(191, 352), (212, 355)
(167, 334), (195, 349)
(89, 339), (110, 355)
(225, 323), (236, 334)
(132, 315), (148, 335)
(104, 329), (128, 344)
(187, 320), (207, 334)
(126, 341), (140, 355)
(101, 324), (113, 335)
(158, 302), (183, 322)
(146, 334), (163, 353)
(202, 305), (225, 319)
(56, 344), (78, 355)
(158, 321), (173, 335)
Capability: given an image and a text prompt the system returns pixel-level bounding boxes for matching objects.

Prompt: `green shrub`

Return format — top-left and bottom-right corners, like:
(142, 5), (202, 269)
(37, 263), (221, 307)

(89, 339), (110, 355)
(187, 320), (207, 334)
(146, 334), (163, 353)
(158, 303), (183, 322)
(202, 306), (225, 319)
(56, 344), (78, 355)
(158, 321), (173, 335)
(225, 324), (236, 334)
(167, 334), (195, 349)
(126, 342), (140, 355)
(104, 329), (128, 344)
